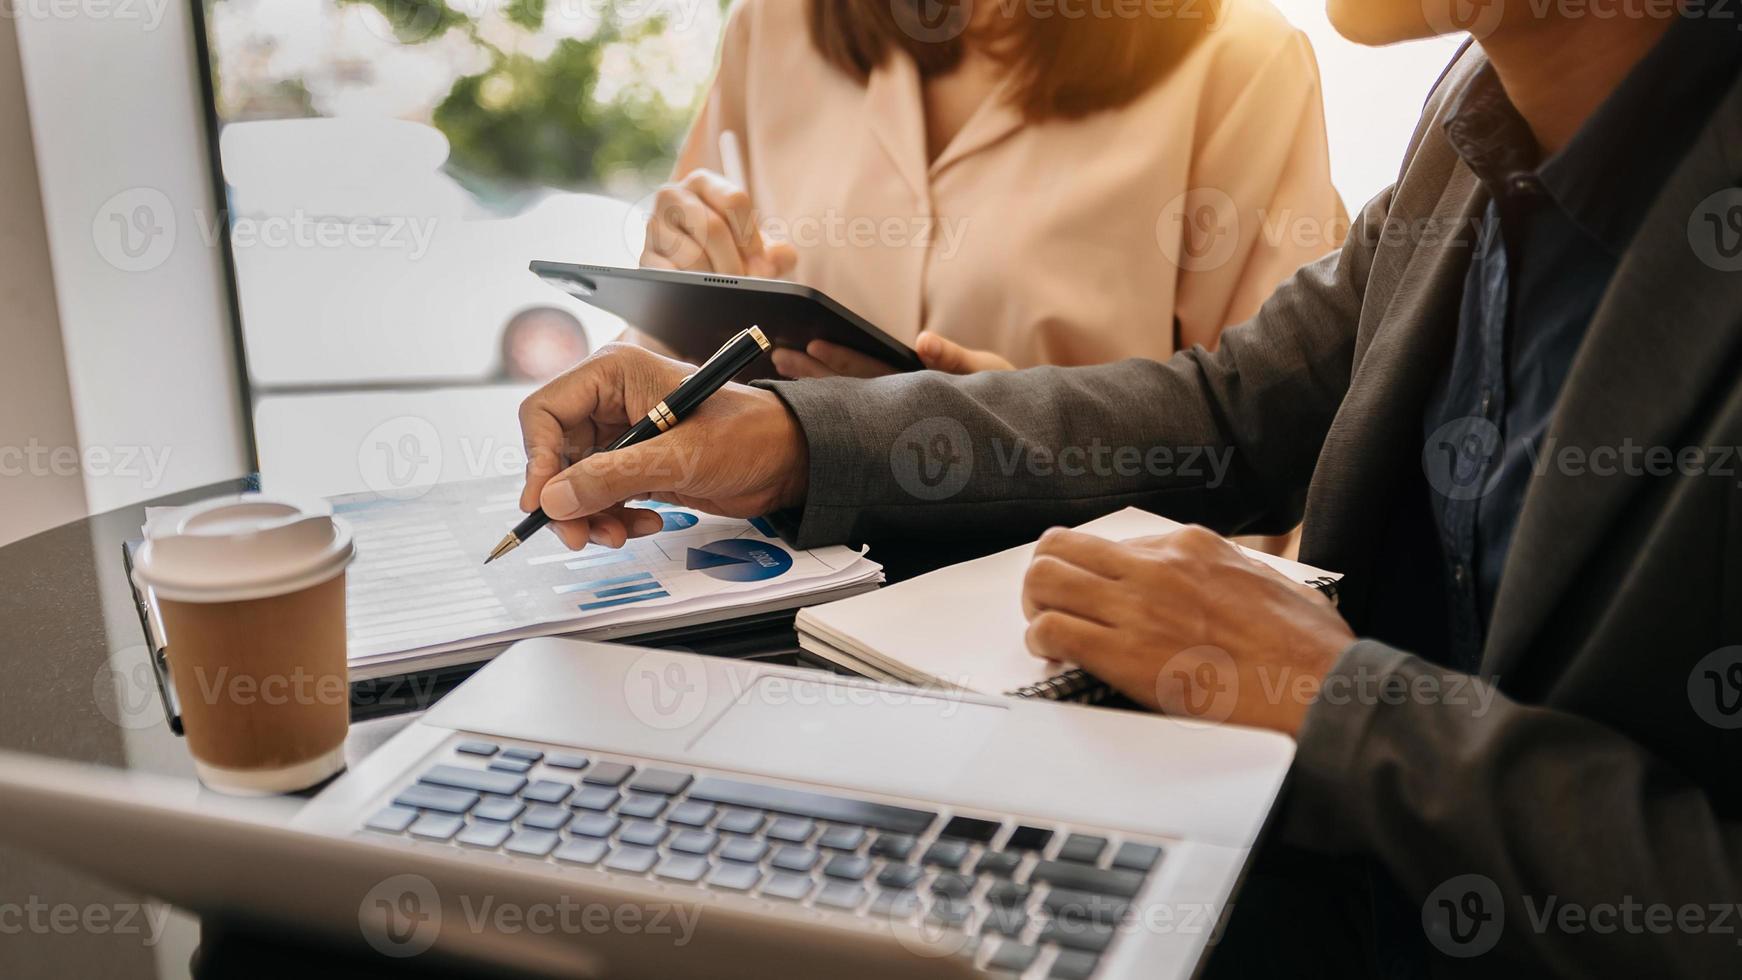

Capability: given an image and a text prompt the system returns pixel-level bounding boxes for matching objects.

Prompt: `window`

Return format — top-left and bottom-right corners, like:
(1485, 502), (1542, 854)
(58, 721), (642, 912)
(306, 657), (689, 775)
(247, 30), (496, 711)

(195, 0), (725, 497)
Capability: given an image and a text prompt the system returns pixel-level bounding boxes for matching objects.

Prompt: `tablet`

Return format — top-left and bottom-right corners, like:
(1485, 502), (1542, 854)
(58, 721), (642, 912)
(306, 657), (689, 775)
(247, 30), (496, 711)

(531, 261), (923, 375)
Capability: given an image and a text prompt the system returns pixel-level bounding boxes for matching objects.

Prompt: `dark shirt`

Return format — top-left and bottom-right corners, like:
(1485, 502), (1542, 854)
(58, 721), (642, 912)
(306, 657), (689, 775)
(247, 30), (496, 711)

(1421, 18), (1742, 673)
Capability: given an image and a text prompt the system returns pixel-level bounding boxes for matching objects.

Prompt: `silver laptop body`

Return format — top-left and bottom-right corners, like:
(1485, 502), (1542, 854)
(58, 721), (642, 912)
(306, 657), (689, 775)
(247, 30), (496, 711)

(0, 639), (1293, 978)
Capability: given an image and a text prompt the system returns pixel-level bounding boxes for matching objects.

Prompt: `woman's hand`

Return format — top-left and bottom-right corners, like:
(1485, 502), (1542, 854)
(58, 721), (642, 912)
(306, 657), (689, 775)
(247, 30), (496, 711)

(640, 169), (797, 280)
(772, 331), (1016, 379)
(915, 331), (1015, 373)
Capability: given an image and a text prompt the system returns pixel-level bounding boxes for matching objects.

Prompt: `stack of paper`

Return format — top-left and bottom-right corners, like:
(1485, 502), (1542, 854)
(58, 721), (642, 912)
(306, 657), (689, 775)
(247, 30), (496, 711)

(796, 508), (1337, 699)
(148, 477), (882, 681)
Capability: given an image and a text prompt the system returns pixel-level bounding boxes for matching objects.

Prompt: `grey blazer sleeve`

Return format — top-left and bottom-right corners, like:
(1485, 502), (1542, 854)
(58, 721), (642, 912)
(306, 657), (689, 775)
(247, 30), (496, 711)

(759, 191), (1391, 550)
(1292, 641), (1742, 974)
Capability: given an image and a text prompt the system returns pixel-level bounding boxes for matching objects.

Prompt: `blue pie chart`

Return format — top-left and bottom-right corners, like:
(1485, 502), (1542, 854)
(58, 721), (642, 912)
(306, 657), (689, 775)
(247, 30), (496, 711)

(686, 539), (794, 582)
(660, 510), (699, 531)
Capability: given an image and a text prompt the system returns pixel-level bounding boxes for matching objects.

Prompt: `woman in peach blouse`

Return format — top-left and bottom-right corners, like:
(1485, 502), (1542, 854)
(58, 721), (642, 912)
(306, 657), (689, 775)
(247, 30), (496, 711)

(634, 0), (1346, 379)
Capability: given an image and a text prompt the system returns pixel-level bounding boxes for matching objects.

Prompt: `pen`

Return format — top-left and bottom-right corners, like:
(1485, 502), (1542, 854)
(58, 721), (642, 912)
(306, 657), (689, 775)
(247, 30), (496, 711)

(719, 130), (747, 189)
(485, 325), (772, 564)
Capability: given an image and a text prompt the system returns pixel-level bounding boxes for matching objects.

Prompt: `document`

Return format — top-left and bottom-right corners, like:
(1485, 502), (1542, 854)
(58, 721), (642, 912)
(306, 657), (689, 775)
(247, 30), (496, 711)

(148, 477), (881, 680)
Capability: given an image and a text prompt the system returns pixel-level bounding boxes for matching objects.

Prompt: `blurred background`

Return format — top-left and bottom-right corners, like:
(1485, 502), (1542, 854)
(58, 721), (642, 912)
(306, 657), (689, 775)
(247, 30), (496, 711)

(196, 0), (1459, 499)
(200, 0), (729, 498)
(0, 0), (1462, 544)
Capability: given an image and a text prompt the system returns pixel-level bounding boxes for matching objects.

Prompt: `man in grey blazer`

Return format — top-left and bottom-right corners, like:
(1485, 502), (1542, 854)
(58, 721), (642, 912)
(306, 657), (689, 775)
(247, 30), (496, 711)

(514, 4), (1742, 975)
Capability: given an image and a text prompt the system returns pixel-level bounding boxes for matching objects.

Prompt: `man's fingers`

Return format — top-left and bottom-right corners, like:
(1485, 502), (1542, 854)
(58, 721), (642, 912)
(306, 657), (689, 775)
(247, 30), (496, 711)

(538, 440), (690, 521)
(624, 506), (666, 537)
(805, 340), (895, 378)
(519, 369), (608, 512)
(588, 510), (628, 548)
(1128, 525), (1236, 559)
(1022, 555), (1119, 623)
(585, 505), (666, 547)
(1025, 611), (1117, 665)
(1123, 526), (1285, 591)
(547, 517), (592, 551)
(543, 505), (664, 554)
(1033, 528), (1140, 580)
(521, 444), (566, 513)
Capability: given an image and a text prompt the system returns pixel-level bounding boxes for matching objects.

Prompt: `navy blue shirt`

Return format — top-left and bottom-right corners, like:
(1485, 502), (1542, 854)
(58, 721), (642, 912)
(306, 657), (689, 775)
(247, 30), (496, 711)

(1422, 19), (1742, 672)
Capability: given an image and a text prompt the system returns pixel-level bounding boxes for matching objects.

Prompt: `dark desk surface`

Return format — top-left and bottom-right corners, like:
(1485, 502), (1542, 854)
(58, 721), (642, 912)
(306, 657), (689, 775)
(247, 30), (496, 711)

(0, 480), (1023, 978)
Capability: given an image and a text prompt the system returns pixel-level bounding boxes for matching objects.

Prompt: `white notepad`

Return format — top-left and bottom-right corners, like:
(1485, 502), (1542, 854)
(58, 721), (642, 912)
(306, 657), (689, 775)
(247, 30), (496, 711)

(796, 508), (1340, 702)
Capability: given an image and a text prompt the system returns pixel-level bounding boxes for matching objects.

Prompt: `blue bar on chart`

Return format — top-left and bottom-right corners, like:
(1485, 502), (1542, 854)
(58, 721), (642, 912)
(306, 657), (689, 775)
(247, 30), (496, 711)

(595, 580), (665, 598)
(578, 590), (671, 611)
(552, 571), (655, 595)
(553, 571), (674, 611)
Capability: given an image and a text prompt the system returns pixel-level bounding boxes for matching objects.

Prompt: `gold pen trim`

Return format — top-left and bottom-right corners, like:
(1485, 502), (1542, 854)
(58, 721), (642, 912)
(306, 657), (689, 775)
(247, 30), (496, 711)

(485, 532), (520, 564)
(702, 325), (769, 365)
(649, 401), (676, 431)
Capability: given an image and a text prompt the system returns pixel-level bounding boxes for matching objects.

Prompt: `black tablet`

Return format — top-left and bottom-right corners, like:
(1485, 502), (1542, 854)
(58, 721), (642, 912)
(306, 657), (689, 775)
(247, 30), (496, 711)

(530, 261), (923, 376)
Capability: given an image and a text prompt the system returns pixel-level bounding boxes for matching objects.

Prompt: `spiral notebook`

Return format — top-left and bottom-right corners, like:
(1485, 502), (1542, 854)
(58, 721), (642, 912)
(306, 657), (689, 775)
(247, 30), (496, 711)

(795, 508), (1341, 704)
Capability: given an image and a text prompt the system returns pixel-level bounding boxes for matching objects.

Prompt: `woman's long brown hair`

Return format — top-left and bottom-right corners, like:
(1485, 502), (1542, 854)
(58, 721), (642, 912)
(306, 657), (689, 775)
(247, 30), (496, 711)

(807, 0), (1222, 120)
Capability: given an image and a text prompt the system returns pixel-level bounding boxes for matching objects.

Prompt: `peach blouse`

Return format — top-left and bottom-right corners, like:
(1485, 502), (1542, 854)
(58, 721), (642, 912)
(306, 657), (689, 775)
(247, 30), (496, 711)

(672, 0), (1346, 367)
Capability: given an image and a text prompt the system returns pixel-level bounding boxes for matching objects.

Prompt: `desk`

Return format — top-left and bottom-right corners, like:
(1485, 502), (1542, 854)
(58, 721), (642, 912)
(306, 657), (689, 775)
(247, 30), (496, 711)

(0, 479), (1026, 978)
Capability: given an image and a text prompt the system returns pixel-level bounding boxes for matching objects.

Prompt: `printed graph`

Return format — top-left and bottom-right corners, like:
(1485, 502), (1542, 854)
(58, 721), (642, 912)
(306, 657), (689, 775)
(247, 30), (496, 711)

(326, 477), (878, 666)
(686, 539), (794, 582)
(553, 571), (672, 611)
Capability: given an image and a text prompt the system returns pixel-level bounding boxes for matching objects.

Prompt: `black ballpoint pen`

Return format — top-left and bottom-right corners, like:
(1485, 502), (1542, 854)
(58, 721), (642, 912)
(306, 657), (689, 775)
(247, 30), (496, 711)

(484, 325), (772, 564)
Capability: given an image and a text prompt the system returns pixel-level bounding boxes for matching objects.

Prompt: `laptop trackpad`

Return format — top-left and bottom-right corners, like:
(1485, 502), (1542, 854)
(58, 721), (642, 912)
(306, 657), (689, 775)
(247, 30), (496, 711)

(688, 676), (1007, 798)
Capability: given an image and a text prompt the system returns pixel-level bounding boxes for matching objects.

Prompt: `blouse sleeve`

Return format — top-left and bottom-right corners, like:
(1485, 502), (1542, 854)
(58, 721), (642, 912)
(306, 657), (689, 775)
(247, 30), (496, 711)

(623, 1), (757, 358)
(1172, 30), (1347, 352)
(668, 0), (756, 181)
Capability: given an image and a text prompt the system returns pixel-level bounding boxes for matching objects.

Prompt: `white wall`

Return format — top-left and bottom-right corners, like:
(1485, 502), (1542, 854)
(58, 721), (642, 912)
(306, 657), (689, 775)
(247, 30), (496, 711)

(0, 12), (86, 546)
(12, 0), (250, 521)
(1270, 0), (1467, 213)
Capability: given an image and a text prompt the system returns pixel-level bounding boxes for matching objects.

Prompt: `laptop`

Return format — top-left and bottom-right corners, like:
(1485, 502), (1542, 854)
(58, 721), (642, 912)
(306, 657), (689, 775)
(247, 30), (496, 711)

(0, 639), (1293, 978)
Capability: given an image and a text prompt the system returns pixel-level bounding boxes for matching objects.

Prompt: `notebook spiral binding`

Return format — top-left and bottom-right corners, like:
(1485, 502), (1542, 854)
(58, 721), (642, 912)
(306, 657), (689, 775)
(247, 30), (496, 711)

(1306, 575), (1341, 607)
(1005, 669), (1115, 703)
(1003, 575), (1342, 704)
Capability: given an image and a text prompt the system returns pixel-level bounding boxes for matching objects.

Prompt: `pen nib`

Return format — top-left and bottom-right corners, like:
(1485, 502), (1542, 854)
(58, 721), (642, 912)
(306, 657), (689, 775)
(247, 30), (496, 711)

(485, 533), (519, 565)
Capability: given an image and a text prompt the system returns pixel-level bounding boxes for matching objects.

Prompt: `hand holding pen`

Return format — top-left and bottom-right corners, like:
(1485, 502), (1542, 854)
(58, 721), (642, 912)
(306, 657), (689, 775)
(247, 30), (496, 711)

(493, 327), (807, 561)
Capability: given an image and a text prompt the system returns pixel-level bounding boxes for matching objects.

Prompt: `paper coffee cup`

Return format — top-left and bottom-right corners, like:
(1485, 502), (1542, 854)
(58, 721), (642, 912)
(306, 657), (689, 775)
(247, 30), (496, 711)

(133, 495), (355, 795)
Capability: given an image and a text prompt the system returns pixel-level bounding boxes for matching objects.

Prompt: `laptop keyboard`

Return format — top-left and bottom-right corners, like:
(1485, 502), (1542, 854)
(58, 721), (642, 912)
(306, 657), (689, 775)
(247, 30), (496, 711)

(362, 737), (1168, 978)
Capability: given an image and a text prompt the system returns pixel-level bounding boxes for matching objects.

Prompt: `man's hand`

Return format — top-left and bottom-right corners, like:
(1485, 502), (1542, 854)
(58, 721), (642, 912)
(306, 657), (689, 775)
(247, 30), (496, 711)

(517, 344), (809, 549)
(1020, 526), (1356, 737)
(773, 331), (1016, 379)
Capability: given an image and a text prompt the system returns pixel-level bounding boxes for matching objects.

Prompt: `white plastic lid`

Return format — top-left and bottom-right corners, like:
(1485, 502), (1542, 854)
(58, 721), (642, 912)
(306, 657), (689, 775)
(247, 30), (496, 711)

(134, 494), (355, 603)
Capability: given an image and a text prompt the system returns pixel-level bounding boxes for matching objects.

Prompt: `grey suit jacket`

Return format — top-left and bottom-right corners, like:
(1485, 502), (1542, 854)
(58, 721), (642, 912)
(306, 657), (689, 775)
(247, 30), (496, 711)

(765, 47), (1742, 975)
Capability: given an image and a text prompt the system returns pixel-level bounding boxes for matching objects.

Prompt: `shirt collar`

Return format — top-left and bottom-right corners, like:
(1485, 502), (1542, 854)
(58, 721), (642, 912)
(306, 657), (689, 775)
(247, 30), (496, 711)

(1442, 14), (1742, 255)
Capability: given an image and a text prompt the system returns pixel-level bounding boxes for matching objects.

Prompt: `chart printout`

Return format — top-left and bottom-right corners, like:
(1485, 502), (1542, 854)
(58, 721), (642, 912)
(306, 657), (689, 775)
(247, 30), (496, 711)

(333, 478), (869, 663)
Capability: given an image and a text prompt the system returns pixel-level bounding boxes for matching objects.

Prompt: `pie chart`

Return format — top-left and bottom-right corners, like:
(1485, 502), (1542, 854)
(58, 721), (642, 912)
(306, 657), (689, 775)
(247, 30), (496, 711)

(686, 539), (794, 582)
(660, 510), (699, 531)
